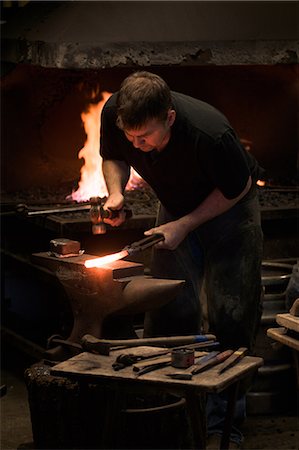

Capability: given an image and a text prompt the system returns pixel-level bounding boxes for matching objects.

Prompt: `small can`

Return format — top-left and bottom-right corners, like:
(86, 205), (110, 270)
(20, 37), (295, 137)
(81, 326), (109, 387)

(171, 348), (195, 368)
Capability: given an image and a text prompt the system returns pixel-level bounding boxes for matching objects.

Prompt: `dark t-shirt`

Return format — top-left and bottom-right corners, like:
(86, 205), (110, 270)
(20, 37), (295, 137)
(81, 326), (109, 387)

(100, 91), (262, 217)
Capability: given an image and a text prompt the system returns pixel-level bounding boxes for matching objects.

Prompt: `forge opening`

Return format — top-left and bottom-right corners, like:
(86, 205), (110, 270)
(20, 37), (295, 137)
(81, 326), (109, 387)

(1, 63), (298, 199)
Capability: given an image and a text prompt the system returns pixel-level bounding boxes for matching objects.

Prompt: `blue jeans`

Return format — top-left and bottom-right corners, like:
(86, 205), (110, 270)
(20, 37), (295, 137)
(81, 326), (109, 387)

(206, 393), (246, 445)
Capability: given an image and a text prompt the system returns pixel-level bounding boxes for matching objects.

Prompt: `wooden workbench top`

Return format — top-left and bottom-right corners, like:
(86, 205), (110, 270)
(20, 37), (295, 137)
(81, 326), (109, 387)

(267, 327), (299, 351)
(276, 313), (299, 333)
(51, 347), (263, 394)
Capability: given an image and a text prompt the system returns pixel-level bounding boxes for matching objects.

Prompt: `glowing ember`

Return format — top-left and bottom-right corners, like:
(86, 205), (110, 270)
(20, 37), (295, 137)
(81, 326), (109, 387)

(257, 180), (266, 187)
(84, 250), (129, 268)
(69, 90), (146, 202)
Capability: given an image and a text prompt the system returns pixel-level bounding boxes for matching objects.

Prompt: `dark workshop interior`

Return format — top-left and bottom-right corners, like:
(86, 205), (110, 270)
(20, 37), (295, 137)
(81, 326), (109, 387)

(1, 1), (298, 449)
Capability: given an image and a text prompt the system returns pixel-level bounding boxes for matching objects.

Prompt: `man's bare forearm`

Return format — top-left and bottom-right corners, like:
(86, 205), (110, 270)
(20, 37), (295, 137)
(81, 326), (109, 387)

(145, 177), (252, 250)
(177, 176), (252, 233)
(102, 159), (130, 194)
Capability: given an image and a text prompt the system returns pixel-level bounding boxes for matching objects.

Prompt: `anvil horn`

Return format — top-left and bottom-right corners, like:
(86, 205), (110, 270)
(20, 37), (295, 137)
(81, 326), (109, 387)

(119, 276), (185, 315)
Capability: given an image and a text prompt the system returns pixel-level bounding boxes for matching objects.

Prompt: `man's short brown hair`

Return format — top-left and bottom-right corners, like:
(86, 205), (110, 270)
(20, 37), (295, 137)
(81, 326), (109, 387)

(116, 71), (172, 130)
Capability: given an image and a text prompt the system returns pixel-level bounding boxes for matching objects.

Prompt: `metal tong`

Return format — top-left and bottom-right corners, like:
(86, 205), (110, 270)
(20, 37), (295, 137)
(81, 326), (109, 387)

(123, 233), (165, 255)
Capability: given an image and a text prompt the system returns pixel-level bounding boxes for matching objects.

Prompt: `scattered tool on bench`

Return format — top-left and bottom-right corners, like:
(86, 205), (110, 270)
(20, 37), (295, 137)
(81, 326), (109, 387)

(84, 233), (165, 268)
(112, 340), (219, 370)
(134, 359), (171, 377)
(81, 333), (217, 356)
(132, 350), (208, 374)
(217, 347), (247, 374)
(167, 350), (234, 380)
(113, 348), (207, 371)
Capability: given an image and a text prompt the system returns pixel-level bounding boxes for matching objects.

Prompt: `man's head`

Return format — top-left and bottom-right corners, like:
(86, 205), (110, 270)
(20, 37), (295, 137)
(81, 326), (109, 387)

(116, 71), (176, 152)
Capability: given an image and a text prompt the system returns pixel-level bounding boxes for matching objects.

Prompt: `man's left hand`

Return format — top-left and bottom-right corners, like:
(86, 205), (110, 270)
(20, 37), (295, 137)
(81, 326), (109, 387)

(144, 220), (189, 250)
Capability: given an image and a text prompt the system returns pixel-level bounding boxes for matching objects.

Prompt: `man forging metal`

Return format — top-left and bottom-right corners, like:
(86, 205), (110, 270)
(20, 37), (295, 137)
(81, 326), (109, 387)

(99, 71), (264, 449)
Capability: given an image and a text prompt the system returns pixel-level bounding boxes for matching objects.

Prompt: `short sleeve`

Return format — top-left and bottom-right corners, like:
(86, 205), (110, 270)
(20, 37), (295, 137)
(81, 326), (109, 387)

(100, 99), (125, 161)
(203, 130), (251, 199)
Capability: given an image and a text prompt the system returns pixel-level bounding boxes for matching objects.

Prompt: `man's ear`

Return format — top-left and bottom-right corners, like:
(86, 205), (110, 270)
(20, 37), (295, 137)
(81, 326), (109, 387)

(167, 109), (176, 127)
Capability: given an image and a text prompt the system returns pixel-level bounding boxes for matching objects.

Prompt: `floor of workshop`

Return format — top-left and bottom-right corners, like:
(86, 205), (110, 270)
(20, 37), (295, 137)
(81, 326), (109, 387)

(1, 345), (298, 450)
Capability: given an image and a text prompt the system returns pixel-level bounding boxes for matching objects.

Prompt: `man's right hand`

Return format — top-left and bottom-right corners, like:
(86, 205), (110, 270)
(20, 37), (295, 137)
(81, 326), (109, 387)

(102, 192), (126, 227)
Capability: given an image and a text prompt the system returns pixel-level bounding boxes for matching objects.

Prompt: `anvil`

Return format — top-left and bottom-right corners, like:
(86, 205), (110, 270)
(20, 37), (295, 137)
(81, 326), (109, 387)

(32, 251), (185, 361)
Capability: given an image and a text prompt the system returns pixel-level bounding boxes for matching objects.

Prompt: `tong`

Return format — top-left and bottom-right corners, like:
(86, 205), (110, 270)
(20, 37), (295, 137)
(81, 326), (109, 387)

(123, 233), (165, 255)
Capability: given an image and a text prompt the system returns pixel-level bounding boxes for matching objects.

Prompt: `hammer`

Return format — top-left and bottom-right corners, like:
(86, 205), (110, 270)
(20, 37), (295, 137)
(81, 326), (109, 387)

(89, 196), (132, 235)
(81, 333), (216, 355)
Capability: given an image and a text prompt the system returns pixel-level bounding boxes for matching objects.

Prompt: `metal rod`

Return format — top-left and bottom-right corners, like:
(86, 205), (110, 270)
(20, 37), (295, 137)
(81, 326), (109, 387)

(26, 204), (91, 216)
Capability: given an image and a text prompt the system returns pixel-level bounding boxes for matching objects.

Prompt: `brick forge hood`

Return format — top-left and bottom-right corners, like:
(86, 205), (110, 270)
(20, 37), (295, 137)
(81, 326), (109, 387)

(1, 1), (298, 69)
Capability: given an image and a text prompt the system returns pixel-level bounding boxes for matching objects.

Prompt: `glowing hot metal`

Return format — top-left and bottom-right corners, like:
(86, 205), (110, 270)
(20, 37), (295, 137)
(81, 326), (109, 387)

(85, 250), (129, 268)
(84, 233), (165, 269)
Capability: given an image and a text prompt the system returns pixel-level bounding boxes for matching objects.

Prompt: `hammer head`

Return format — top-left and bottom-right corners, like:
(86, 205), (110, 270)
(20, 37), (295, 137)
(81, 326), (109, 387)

(90, 197), (107, 235)
(81, 334), (111, 355)
(92, 223), (107, 235)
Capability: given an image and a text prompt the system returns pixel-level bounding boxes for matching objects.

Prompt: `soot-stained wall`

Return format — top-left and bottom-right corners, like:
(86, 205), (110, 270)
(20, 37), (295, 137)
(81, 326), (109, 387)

(1, 64), (298, 193)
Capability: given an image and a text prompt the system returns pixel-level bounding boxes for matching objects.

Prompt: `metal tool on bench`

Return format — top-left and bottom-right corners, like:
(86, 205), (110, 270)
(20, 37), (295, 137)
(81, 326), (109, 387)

(132, 349), (209, 376)
(81, 333), (217, 356)
(134, 359), (172, 377)
(84, 233), (165, 268)
(112, 340), (219, 370)
(167, 350), (234, 380)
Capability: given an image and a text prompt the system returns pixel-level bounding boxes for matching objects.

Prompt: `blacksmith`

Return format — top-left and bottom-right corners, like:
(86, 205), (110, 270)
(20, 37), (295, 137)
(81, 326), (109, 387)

(99, 71), (264, 448)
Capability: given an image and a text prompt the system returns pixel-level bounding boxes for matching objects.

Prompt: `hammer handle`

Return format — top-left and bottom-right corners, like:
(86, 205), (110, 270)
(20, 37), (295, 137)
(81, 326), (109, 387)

(81, 334), (216, 354)
(100, 207), (132, 220)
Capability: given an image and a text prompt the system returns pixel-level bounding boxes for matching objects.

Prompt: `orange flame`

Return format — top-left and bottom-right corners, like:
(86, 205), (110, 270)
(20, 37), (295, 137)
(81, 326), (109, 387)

(84, 250), (129, 268)
(69, 90), (145, 202)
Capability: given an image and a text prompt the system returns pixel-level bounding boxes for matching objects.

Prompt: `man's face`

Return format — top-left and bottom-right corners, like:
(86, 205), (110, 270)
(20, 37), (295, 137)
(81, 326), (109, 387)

(123, 110), (176, 152)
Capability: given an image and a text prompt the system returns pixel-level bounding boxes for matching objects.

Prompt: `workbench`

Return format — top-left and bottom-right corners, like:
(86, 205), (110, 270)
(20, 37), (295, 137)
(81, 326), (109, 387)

(267, 311), (299, 389)
(51, 348), (263, 450)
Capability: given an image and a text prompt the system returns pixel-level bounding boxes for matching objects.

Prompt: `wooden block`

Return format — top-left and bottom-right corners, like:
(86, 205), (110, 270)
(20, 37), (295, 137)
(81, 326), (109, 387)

(267, 327), (299, 352)
(276, 313), (299, 333)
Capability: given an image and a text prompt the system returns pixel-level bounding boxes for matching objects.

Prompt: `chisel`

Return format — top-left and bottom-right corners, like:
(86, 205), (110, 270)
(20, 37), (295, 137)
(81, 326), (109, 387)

(191, 349), (234, 374)
(217, 347), (247, 374)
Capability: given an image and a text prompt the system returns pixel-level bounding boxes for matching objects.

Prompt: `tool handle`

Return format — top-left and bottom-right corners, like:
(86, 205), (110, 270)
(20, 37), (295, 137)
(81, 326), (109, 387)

(124, 233), (165, 254)
(81, 334), (216, 354)
(135, 361), (171, 377)
(191, 349), (233, 375)
(218, 347), (248, 374)
(100, 206), (132, 220)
